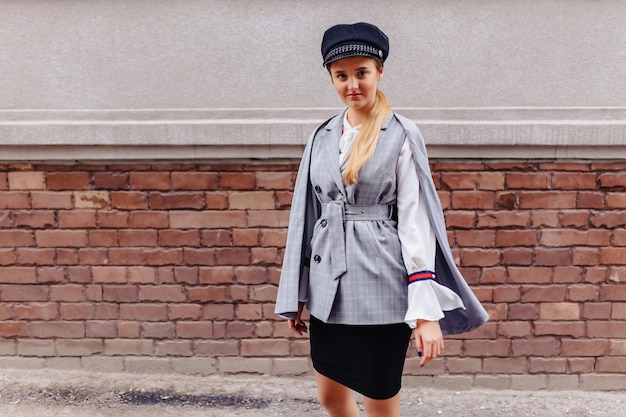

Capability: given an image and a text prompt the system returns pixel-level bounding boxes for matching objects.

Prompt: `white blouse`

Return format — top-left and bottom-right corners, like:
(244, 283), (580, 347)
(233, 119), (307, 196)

(341, 114), (464, 328)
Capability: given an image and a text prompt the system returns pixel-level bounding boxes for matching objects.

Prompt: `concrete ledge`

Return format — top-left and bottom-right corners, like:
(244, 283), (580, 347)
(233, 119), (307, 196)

(1, 108), (625, 162)
(1, 356), (625, 391)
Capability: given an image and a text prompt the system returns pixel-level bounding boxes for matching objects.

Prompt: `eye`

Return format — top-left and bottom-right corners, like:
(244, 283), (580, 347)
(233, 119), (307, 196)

(357, 70), (368, 77)
(334, 73), (347, 80)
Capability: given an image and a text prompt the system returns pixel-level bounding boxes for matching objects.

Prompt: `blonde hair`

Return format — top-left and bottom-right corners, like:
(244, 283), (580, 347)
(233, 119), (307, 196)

(342, 89), (391, 184)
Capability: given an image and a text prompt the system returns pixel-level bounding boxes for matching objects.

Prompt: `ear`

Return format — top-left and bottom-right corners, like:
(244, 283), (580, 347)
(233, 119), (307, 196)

(378, 68), (384, 80)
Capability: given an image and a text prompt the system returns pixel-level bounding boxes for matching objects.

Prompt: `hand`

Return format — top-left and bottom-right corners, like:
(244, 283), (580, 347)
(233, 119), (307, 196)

(288, 302), (307, 336)
(414, 319), (444, 366)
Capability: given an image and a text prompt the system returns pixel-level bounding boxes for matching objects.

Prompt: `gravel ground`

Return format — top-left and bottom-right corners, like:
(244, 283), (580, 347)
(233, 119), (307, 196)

(0, 368), (624, 417)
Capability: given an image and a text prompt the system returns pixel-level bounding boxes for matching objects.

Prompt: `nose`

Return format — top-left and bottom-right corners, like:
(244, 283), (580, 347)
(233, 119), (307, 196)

(347, 76), (358, 90)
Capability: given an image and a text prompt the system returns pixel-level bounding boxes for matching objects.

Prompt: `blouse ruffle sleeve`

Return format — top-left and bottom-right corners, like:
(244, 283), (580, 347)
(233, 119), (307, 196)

(396, 139), (465, 329)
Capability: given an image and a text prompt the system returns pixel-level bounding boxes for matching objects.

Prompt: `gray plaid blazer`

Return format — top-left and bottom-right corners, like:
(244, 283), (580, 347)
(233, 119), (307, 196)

(275, 111), (488, 334)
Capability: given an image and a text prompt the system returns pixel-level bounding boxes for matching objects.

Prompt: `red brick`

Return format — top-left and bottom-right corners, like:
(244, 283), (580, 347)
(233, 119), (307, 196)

(539, 303), (580, 320)
(173, 266), (198, 284)
(130, 211), (169, 228)
(600, 248), (626, 265)
(150, 192), (205, 209)
(572, 248), (598, 265)
(483, 358), (527, 374)
(459, 249), (499, 267)
(226, 321), (254, 338)
(455, 230), (495, 247)
(142, 322), (175, 339)
(78, 248), (108, 265)
(230, 285), (249, 302)
(92, 266), (127, 283)
(496, 230), (537, 247)
(596, 357), (626, 373)
(30, 321), (85, 338)
(94, 303), (118, 320)
(103, 285), (138, 302)
(176, 321), (213, 339)
(159, 230), (200, 247)
(0, 321), (28, 337)
(194, 340), (239, 356)
(251, 247), (279, 265)
(0, 192), (30, 209)
(220, 172), (255, 190)
(444, 211), (476, 229)
(60, 303), (94, 320)
(14, 211), (56, 228)
(232, 229), (259, 247)
(0, 248), (15, 265)
(37, 267), (65, 283)
(501, 248), (533, 265)
(492, 285), (520, 303)
(519, 192), (577, 209)
(168, 304), (203, 320)
(256, 172), (294, 191)
(450, 191), (494, 209)
(507, 267), (552, 284)
(170, 211), (246, 229)
(188, 286), (229, 303)
(600, 284), (626, 301)
(84, 321), (117, 339)
(206, 192), (229, 209)
(535, 248), (572, 266)
(215, 248), (251, 266)
(171, 172), (218, 191)
(562, 339), (607, 357)
(143, 248), (183, 265)
(0, 284), (48, 301)
(591, 211), (626, 228)
(567, 358), (595, 373)
(93, 172), (129, 190)
(552, 172), (596, 190)
(0, 230), (35, 247)
(248, 210), (290, 227)
(440, 173), (478, 190)
(203, 304), (235, 320)
(119, 304), (167, 321)
(534, 321), (585, 337)
(577, 192), (604, 209)
(14, 302), (58, 320)
(606, 192), (626, 209)
(130, 172), (170, 190)
(199, 267), (234, 284)
(476, 211), (529, 228)
(98, 211), (129, 228)
(66, 266), (91, 283)
(184, 248), (215, 265)
(58, 211), (97, 228)
(529, 358), (567, 374)
(128, 267), (156, 284)
(110, 192), (148, 209)
(0, 267), (37, 283)
(155, 340), (192, 356)
(511, 338), (559, 357)
(50, 285), (85, 302)
(108, 248), (144, 265)
(138, 285), (185, 302)
(582, 302), (612, 320)
(35, 230), (88, 248)
(587, 321), (626, 339)
(560, 211), (591, 228)
(46, 172), (90, 191)
(506, 172), (550, 189)
(236, 303), (263, 320)
(241, 339), (289, 356)
(598, 173), (626, 188)
(567, 284), (598, 302)
(531, 211), (559, 228)
(88, 230), (119, 247)
(234, 266), (266, 284)
(119, 230), (158, 247)
(498, 321), (532, 338)
(202, 230), (232, 247)
(541, 230), (610, 247)
(508, 303), (539, 320)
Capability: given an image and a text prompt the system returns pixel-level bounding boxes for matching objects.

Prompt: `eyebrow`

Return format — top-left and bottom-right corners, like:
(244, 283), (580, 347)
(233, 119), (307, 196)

(332, 66), (370, 75)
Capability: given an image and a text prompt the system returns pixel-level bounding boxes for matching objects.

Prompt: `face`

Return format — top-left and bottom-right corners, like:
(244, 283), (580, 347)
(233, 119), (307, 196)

(328, 56), (384, 125)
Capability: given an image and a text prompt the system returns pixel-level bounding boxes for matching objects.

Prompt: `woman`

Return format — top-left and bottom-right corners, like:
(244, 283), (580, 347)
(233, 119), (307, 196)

(275, 22), (488, 417)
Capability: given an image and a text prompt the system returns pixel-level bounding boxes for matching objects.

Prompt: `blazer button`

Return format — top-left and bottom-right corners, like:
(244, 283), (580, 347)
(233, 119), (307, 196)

(320, 219), (327, 227)
(313, 255), (321, 263)
(314, 185), (322, 193)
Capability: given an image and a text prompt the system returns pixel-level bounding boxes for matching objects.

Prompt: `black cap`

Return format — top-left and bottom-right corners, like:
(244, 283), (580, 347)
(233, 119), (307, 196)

(321, 22), (389, 67)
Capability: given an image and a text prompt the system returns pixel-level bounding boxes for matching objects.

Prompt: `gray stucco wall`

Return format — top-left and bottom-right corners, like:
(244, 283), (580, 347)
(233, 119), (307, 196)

(1, 0), (625, 161)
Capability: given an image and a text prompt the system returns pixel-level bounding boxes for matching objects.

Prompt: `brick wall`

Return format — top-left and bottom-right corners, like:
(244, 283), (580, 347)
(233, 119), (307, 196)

(0, 161), (625, 390)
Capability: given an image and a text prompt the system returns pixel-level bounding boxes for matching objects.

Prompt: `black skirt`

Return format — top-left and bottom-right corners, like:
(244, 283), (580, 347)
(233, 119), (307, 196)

(309, 316), (412, 400)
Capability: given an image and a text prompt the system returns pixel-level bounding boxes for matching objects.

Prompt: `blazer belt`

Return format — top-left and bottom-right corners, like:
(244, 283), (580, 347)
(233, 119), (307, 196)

(320, 202), (395, 221)
(319, 201), (394, 280)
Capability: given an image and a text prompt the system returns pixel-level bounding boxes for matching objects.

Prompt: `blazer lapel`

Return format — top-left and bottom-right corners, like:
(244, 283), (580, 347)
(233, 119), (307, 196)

(318, 113), (346, 196)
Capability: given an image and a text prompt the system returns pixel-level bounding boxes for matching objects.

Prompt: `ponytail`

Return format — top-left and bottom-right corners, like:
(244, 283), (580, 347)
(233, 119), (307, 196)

(342, 89), (391, 184)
